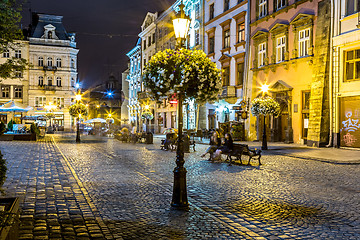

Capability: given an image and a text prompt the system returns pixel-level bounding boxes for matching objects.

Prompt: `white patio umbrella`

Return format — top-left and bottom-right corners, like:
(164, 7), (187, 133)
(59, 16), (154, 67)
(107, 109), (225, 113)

(84, 118), (106, 124)
(0, 100), (33, 112)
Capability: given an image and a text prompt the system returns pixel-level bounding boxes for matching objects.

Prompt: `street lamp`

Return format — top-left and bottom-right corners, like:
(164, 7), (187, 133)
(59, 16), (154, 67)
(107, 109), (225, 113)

(171, 2), (190, 210)
(75, 93), (82, 143)
(261, 84), (269, 150)
(44, 102), (56, 127)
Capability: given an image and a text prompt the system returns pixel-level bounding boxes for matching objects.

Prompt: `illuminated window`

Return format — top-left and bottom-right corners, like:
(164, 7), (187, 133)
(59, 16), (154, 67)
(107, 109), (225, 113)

(223, 29), (230, 49)
(276, 36), (286, 63)
(345, 49), (360, 81)
(237, 22), (245, 43)
(258, 42), (266, 67)
(222, 67), (230, 86)
(1, 86), (10, 98)
(298, 29), (310, 57)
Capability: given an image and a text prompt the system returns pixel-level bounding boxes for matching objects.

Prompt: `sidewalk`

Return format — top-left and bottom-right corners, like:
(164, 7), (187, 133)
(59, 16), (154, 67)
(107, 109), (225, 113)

(154, 134), (360, 164)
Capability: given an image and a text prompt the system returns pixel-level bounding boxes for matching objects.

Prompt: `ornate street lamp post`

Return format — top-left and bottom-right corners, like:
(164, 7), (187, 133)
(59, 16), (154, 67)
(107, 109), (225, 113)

(171, 2), (190, 210)
(75, 93), (82, 143)
(261, 84), (269, 150)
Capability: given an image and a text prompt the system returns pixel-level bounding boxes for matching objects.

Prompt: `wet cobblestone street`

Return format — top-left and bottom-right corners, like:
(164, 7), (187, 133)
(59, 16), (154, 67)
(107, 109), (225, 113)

(0, 134), (359, 239)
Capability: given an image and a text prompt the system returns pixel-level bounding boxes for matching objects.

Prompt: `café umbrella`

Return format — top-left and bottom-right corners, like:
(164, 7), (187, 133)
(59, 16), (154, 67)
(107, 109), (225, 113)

(0, 100), (33, 112)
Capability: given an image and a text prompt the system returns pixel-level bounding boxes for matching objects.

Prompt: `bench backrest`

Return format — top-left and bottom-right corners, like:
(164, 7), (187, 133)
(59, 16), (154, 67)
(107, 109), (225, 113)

(232, 143), (248, 153)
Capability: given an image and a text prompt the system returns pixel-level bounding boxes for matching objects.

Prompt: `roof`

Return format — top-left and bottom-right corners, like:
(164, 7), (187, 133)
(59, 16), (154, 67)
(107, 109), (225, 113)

(30, 13), (70, 41)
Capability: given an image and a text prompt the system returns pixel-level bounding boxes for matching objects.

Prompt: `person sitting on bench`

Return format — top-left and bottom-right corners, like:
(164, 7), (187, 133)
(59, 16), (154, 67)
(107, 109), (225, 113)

(201, 131), (221, 160)
(213, 133), (233, 161)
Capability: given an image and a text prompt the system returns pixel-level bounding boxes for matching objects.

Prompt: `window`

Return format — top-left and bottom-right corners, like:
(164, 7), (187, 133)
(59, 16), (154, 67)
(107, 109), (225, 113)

(71, 59), (75, 68)
(209, 4), (215, 20)
(56, 58), (62, 68)
(47, 57), (53, 66)
(346, 0), (360, 16)
(55, 97), (64, 108)
(259, 0), (267, 18)
(237, 22), (245, 43)
(48, 31), (53, 39)
(195, 3), (200, 19)
(302, 91), (310, 110)
(56, 77), (62, 87)
(258, 42), (266, 67)
(71, 78), (76, 87)
(15, 71), (23, 78)
(298, 29), (310, 57)
(236, 63), (244, 86)
(14, 87), (22, 98)
(143, 40), (147, 50)
(195, 29), (200, 46)
(209, 37), (215, 54)
(222, 67), (230, 86)
(224, 0), (230, 11)
(223, 29), (230, 49)
(38, 76), (44, 86)
(48, 76), (53, 86)
(148, 36), (151, 46)
(276, 36), (286, 63)
(15, 50), (21, 58)
(2, 50), (9, 58)
(38, 57), (44, 66)
(238, 0), (244, 3)
(35, 97), (46, 107)
(276, 0), (286, 10)
(1, 86), (9, 98)
(345, 49), (360, 81)
(152, 33), (155, 44)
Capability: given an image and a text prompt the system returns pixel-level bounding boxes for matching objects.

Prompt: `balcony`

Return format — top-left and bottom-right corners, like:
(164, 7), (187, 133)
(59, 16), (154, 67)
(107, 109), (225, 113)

(43, 66), (57, 71)
(220, 86), (237, 104)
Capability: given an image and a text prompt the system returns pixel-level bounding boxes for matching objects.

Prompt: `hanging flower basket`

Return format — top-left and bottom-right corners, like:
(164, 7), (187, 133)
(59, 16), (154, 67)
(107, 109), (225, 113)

(69, 103), (88, 118)
(141, 112), (154, 121)
(142, 48), (222, 103)
(251, 97), (280, 116)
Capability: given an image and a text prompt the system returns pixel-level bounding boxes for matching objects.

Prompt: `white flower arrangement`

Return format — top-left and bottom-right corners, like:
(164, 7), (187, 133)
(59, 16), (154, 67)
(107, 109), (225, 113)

(251, 97), (281, 116)
(142, 48), (222, 103)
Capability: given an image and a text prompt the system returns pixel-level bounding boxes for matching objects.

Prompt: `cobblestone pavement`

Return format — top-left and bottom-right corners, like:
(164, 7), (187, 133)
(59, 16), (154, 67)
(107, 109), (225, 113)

(1, 134), (359, 239)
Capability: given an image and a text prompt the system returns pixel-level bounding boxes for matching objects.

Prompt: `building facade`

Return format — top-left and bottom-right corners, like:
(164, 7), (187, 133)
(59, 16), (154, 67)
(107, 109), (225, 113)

(247, 0), (331, 145)
(27, 13), (79, 131)
(126, 39), (142, 130)
(204, 0), (249, 132)
(0, 40), (30, 123)
(331, 0), (360, 148)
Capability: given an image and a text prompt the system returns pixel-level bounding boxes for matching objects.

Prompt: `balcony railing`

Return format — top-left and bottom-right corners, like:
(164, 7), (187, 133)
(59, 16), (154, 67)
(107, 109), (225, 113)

(43, 66), (57, 71)
(220, 86), (237, 98)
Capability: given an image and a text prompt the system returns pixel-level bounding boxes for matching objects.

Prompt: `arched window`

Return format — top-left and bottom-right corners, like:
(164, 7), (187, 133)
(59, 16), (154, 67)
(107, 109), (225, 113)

(38, 57), (44, 66)
(47, 57), (53, 66)
(56, 77), (62, 87)
(56, 58), (62, 68)
(38, 76), (44, 86)
(47, 76), (53, 86)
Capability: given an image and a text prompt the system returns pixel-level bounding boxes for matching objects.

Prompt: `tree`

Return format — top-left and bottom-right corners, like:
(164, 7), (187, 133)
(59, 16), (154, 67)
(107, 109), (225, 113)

(69, 103), (88, 143)
(0, 0), (28, 79)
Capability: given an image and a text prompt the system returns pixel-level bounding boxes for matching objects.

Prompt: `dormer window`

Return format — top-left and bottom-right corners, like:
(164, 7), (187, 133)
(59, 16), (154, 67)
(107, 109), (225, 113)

(43, 24), (58, 40)
(48, 31), (53, 39)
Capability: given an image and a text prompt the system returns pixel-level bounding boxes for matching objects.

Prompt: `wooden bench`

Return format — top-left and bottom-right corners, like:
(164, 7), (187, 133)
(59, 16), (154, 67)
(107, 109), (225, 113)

(225, 143), (262, 166)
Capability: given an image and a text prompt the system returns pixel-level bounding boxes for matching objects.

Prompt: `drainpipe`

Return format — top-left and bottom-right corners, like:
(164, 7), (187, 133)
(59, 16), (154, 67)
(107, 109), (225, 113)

(326, 0), (334, 147)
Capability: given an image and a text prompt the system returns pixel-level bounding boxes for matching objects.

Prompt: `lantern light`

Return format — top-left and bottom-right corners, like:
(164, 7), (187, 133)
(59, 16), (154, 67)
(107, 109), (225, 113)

(172, 3), (191, 40)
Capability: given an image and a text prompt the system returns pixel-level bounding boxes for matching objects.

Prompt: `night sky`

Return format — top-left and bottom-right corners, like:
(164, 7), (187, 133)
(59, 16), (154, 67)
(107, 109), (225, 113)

(20, 0), (174, 88)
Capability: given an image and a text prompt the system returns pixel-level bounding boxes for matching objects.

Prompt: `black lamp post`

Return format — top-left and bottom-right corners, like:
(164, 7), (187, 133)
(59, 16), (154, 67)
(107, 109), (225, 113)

(171, 2), (190, 210)
(75, 93), (82, 143)
(261, 84), (269, 150)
